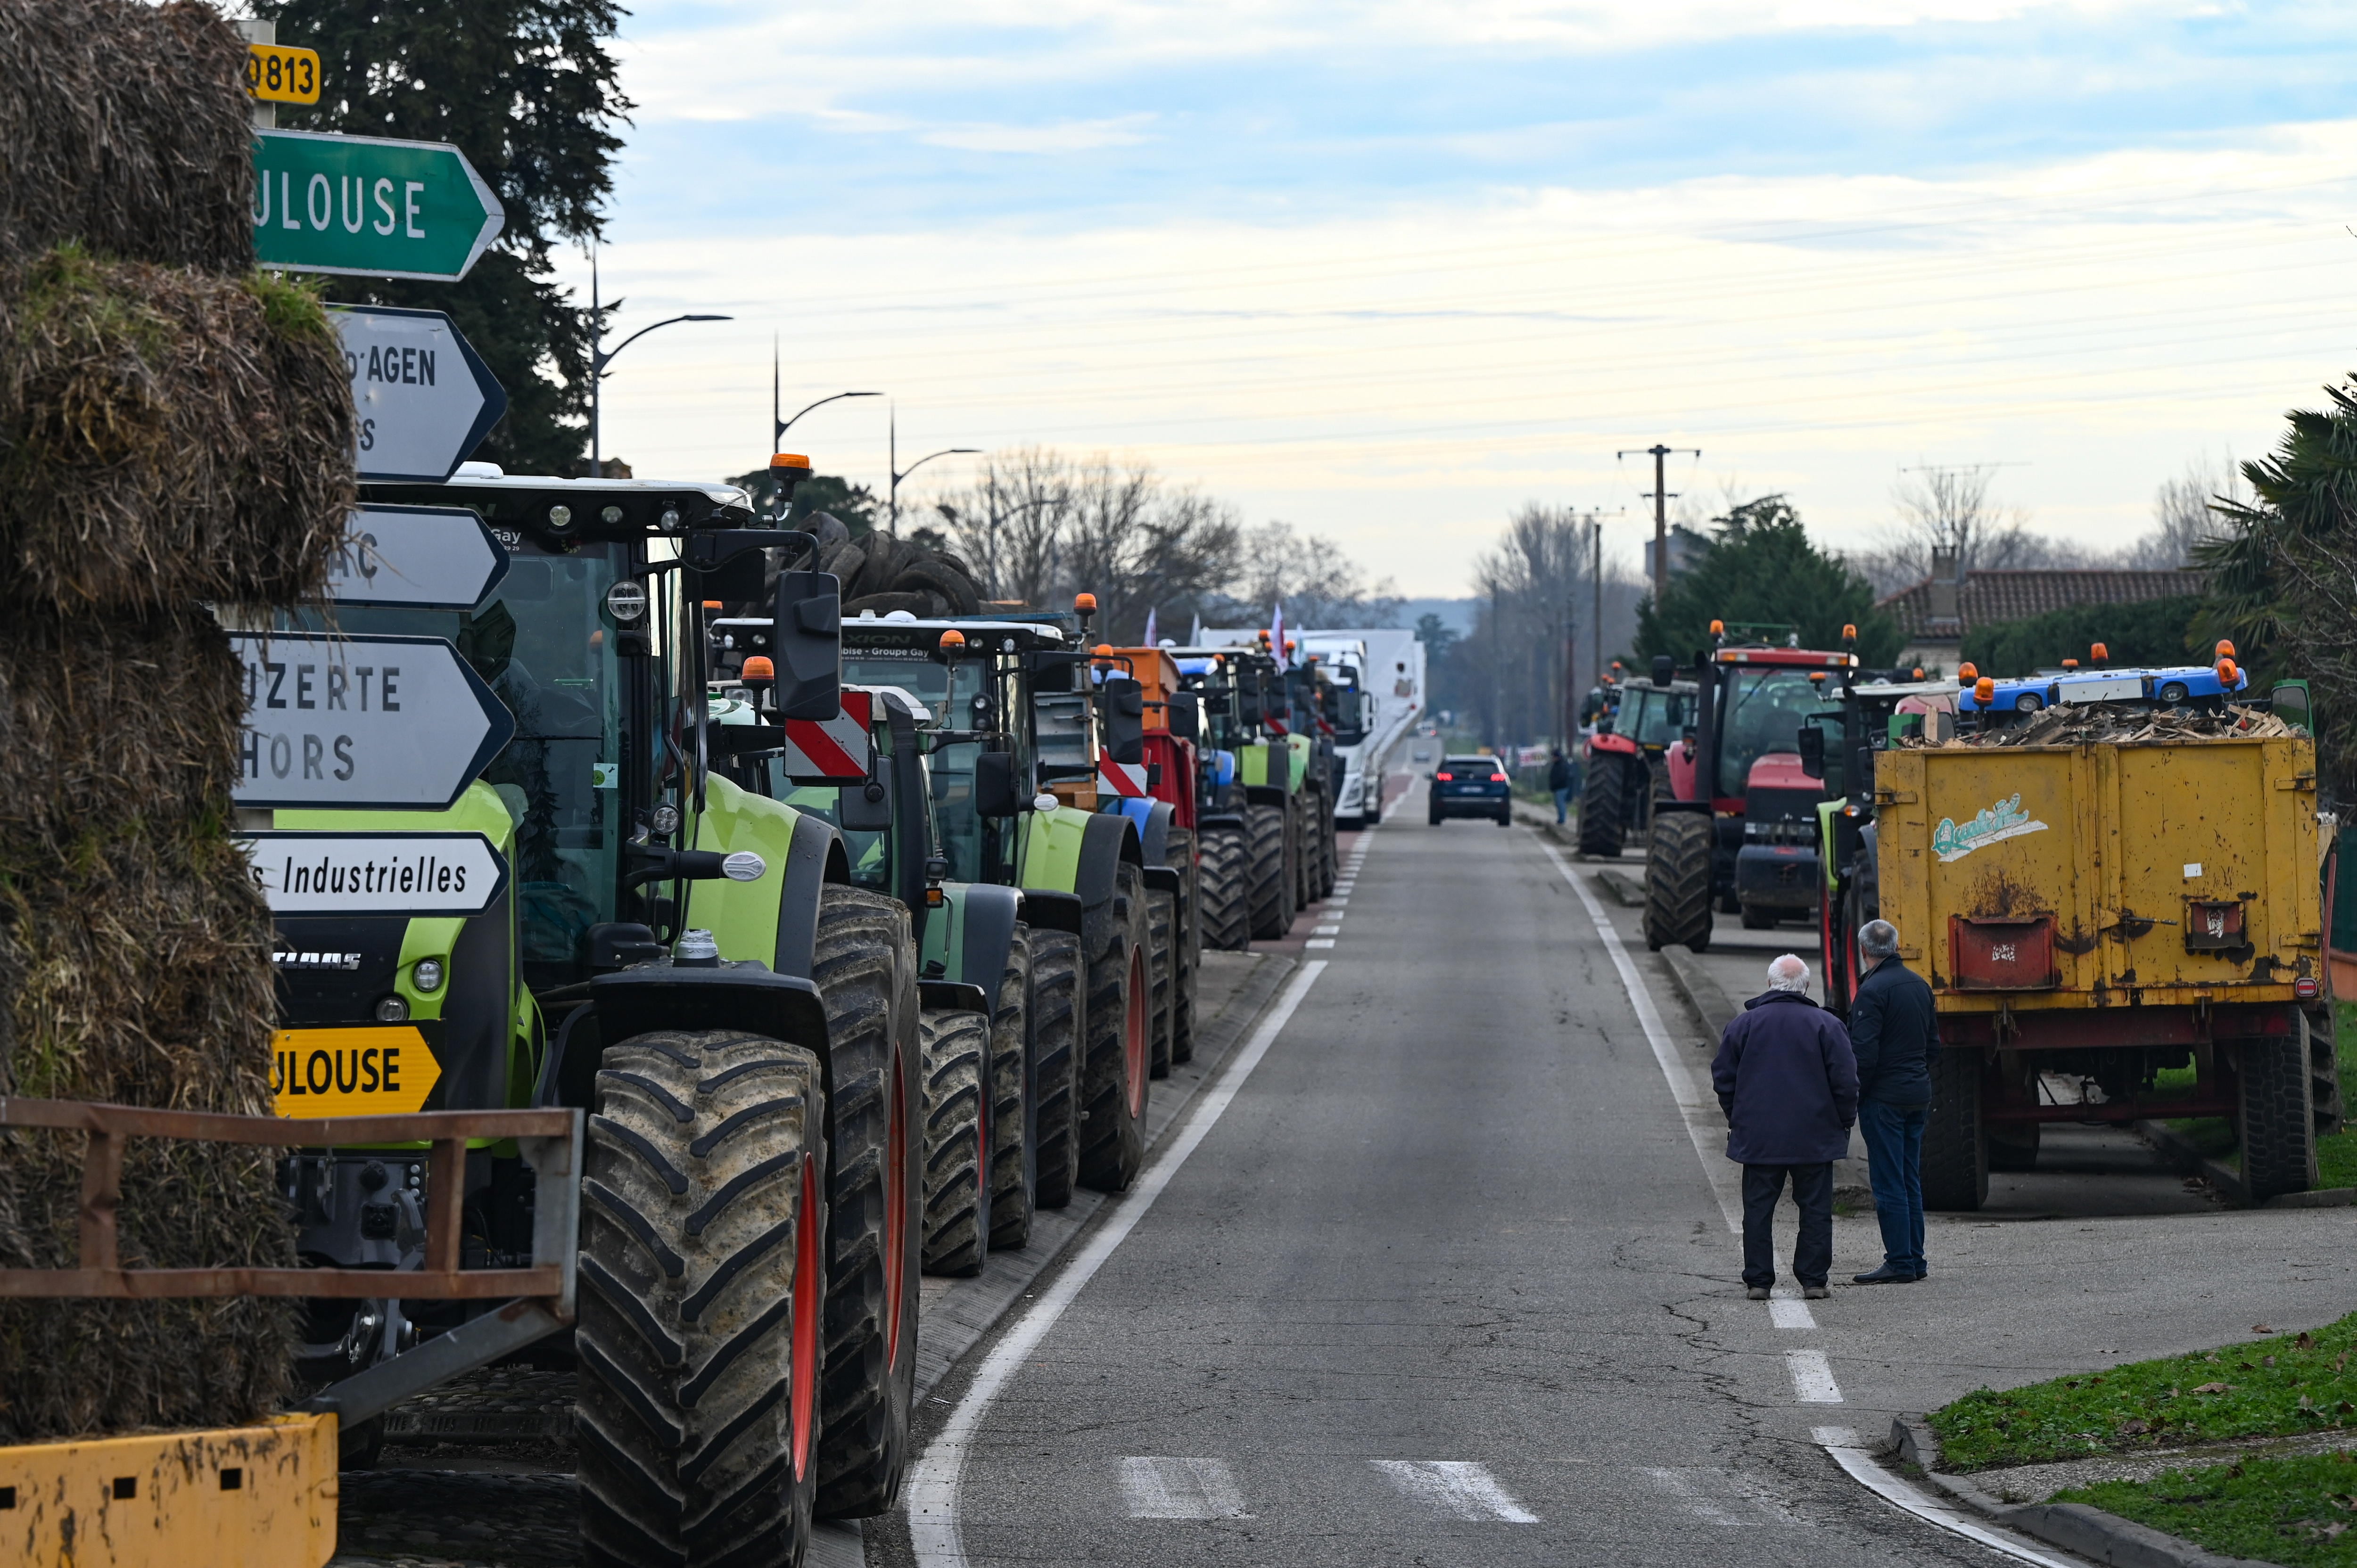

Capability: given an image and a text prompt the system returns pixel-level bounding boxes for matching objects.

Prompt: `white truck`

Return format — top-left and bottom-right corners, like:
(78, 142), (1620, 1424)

(1303, 628), (1425, 828)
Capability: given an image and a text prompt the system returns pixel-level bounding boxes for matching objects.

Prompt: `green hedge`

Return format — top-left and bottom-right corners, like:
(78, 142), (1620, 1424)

(1959, 596), (2202, 677)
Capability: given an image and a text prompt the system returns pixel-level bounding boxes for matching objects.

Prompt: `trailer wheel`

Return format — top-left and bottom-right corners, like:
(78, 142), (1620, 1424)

(917, 1008), (989, 1276)
(1197, 823), (1251, 953)
(1578, 753), (1625, 857)
(1027, 927), (1084, 1210)
(987, 928), (1035, 1252)
(1986, 1122), (2040, 1172)
(1167, 829), (1200, 1065)
(808, 887), (920, 1519)
(2238, 1032), (2317, 1201)
(1079, 861), (1152, 1191)
(577, 1030), (827, 1568)
(1643, 812), (1714, 953)
(1921, 1048), (1986, 1211)
(1146, 884), (1176, 1080)
(1245, 803), (1293, 939)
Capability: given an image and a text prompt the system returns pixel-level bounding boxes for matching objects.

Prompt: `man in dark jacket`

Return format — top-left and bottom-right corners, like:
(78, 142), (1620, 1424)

(1712, 954), (1858, 1300)
(1848, 919), (1940, 1284)
(1547, 747), (1577, 823)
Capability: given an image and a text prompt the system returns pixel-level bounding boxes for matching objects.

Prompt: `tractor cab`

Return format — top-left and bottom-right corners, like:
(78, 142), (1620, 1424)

(1576, 655), (1698, 856)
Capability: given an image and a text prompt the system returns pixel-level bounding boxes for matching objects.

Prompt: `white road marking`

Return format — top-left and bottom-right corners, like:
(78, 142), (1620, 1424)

(1537, 842), (1744, 1233)
(1119, 1456), (1250, 1519)
(1787, 1348), (1843, 1403)
(1768, 1292), (1818, 1330)
(905, 959), (1333, 1568)
(1306, 938), (1336, 948)
(1327, 898), (1349, 908)
(1313, 926), (1341, 936)
(1640, 1467), (1745, 1526)
(1369, 1460), (1540, 1523)
(1813, 1429), (2080, 1568)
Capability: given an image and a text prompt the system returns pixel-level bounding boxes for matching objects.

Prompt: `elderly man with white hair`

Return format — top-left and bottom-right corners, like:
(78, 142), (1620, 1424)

(1710, 952), (1859, 1301)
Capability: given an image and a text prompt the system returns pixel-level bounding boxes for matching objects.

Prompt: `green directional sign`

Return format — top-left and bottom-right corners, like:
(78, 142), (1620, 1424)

(253, 129), (504, 282)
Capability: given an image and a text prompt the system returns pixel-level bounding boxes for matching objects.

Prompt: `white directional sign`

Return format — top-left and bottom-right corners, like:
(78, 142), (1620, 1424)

(232, 632), (516, 810)
(327, 504), (509, 608)
(332, 305), (507, 483)
(240, 831), (509, 917)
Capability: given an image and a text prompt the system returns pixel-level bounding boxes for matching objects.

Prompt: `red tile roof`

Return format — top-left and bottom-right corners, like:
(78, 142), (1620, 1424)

(1879, 568), (2206, 640)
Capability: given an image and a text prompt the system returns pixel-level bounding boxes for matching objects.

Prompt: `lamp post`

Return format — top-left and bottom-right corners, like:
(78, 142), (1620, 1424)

(589, 250), (731, 478)
(887, 406), (977, 529)
(769, 340), (880, 450)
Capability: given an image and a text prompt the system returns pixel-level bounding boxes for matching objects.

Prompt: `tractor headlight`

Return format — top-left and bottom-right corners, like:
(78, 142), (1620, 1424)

(375, 995), (410, 1023)
(412, 958), (445, 993)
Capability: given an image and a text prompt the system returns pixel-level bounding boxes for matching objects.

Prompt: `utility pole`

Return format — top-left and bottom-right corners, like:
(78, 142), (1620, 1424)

(1619, 443), (1700, 606)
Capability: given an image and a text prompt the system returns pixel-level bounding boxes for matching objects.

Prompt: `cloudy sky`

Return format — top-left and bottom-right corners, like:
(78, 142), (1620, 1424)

(566, 1), (2357, 595)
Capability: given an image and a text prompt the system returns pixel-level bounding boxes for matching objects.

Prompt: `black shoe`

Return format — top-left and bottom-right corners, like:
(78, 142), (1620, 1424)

(1852, 1264), (1917, 1284)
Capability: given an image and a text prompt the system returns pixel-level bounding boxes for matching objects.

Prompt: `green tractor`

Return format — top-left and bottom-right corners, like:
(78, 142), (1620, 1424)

(834, 607), (1164, 1198)
(267, 463), (923, 1563)
(1234, 646), (1318, 938)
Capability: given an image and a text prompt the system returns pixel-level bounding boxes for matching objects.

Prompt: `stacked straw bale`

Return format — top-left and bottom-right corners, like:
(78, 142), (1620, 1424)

(0, 0), (355, 1442)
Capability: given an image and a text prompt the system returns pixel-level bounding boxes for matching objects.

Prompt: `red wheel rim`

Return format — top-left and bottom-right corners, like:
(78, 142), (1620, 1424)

(884, 1045), (907, 1364)
(1124, 948), (1147, 1118)
(789, 1155), (821, 1480)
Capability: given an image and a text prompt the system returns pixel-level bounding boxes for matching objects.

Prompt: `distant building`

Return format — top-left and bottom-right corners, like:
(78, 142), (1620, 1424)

(1878, 547), (2206, 672)
(1642, 523), (1711, 587)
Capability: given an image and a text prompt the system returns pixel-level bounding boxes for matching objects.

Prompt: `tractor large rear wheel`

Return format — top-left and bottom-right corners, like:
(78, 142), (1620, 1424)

(1146, 884), (1176, 1080)
(1196, 823), (1250, 952)
(2239, 1031), (2317, 1202)
(986, 928), (1035, 1252)
(1026, 927), (1084, 1211)
(1166, 828), (1201, 1065)
(917, 1008), (989, 1276)
(1078, 861), (1152, 1192)
(1578, 754), (1625, 857)
(577, 1031), (828, 1568)
(1921, 1047), (1987, 1212)
(808, 887), (920, 1520)
(1245, 803), (1293, 940)
(1642, 811), (1714, 953)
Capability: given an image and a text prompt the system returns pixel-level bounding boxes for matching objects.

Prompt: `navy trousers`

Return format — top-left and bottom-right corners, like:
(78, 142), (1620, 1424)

(1740, 1162), (1832, 1289)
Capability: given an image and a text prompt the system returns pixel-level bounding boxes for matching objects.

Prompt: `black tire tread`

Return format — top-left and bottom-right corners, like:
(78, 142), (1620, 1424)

(1167, 828), (1199, 1064)
(1146, 886), (1176, 1080)
(1027, 926), (1084, 1210)
(986, 928), (1034, 1251)
(1197, 823), (1251, 952)
(578, 1030), (825, 1568)
(917, 1009), (989, 1276)
(1642, 812), (1714, 953)
(1579, 752), (1624, 857)
(1245, 803), (1292, 940)
(2239, 1030), (2316, 1201)
(1921, 1047), (1986, 1212)
(1078, 861), (1149, 1192)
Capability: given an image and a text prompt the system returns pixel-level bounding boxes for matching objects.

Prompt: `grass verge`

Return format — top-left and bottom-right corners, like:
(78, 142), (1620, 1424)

(2055, 1452), (2357, 1566)
(1928, 1312), (2357, 1471)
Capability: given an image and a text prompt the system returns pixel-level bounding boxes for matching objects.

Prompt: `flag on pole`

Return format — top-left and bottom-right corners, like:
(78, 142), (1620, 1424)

(1143, 607), (1157, 646)
(1270, 601), (1286, 665)
(1189, 613), (1203, 646)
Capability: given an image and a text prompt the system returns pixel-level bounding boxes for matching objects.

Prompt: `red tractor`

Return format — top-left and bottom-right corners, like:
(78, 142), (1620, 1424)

(1642, 624), (1859, 952)
(1577, 656), (1698, 857)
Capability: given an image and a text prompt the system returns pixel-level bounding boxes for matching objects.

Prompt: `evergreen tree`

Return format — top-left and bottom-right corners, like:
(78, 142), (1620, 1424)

(260, 0), (629, 475)
(1634, 496), (1901, 664)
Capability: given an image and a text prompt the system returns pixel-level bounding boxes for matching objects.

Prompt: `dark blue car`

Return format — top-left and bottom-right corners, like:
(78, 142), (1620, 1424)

(1428, 754), (1513, 826)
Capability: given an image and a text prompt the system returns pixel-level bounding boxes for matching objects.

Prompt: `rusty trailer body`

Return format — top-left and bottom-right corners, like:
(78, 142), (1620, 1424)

(1873, 729), (2335, 1207)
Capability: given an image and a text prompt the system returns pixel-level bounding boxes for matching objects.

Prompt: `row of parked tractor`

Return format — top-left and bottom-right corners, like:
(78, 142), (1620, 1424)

(210, 455), (1433, 1566)
(1573, 625), (2337, 1212)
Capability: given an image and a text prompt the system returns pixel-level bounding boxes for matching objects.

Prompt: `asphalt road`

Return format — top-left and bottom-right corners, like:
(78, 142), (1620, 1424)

(889, 808), (2078, 1568)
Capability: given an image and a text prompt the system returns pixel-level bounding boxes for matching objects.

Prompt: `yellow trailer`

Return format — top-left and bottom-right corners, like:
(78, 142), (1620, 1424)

(1874, 727), (2333, 1207)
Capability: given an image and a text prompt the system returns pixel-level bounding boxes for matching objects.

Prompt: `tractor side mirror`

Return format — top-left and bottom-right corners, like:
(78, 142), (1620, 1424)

(973, 750), (1023, 818)
(838, 773), (893, 832)
(1102, 676), (1146, 765)
(1797, 723), (1826, 779)
(2271, 681), (2313, 733)
(1168, 690), (1202, 742)
(1236, 679), (1263, 730)
(771, 569), (841, 721)
(1651, 654), (1674, 686)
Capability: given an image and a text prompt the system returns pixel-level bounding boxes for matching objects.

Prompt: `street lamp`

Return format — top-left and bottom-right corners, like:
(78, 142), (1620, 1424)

(588, 249), (731, 478)
(887, 406), (977, 528)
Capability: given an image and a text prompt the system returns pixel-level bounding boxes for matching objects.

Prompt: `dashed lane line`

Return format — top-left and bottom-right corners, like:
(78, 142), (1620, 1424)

(1368, 1460), (1541, 1523)
(904, 959), (1332, 1568)
(1787, 1348), (1844, 1403)
(1119, 1456), (1251, 1519)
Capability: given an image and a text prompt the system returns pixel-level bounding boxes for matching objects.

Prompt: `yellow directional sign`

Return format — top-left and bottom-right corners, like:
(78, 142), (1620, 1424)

(272, 1025), (441, 1117)
(247, 42), (321, 105)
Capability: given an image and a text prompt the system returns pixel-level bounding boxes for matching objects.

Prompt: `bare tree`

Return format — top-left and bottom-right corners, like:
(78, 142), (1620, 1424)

(1848, 465), (2091, 594)
(2112, 454), (2246, 569)
(1218, 520), (1399, 629)
(1452, 503), (1631, 749)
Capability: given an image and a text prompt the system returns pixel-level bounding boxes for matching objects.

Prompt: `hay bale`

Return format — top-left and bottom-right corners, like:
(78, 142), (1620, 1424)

(0, 610), (296, 1442)
(0, 245), (352, 611)
(0, 0), (255, 272)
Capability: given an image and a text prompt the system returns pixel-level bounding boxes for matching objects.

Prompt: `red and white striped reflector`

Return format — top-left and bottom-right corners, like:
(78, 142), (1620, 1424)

(783, 691), (875, 781)
(1097, 750), (1150, 798)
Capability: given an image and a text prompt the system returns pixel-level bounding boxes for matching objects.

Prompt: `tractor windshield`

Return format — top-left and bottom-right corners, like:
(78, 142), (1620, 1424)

(282, 542), (630, 983)
(841, 651), (1007, 885)
(1629, 689), (1690, 748)
(1714, 668), (1827, 799)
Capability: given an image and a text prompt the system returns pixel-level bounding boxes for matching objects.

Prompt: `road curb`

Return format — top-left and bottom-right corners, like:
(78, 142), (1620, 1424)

(1659, 942), (1738, 1036)
(1887, 1415), (2279, 1568)
(2133, 1119), (2250, 1206)
(1594, 867), (1645, 907)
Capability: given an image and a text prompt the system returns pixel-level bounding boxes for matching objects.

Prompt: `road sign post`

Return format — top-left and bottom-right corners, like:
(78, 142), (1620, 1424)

(332, 306), (507, 483)
(327, 505), (510, 608)
(253, 128), (503, 281)
(231, 632), (516, 811)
